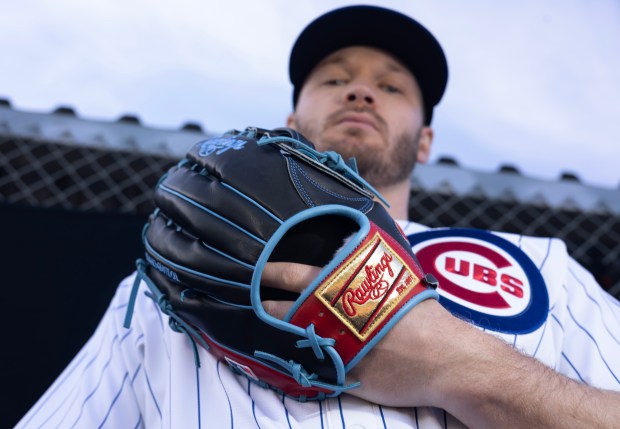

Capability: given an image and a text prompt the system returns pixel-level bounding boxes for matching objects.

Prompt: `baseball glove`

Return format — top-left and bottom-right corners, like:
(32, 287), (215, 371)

(124, 126), (439, 401)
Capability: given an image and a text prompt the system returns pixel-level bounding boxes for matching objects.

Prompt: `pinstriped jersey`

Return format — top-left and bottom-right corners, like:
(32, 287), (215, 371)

(16, 221), (620, 428)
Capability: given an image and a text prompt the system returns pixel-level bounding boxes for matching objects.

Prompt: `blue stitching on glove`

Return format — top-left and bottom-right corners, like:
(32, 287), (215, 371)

(288, 158), (373, 212)
(144, 233), (251, 289)
(203, 294), (253, 309)
(257, 135), (389, 207)
(200, 240), (255, 270)
(220, 182), (283, 224)
(184, 160), (284, 226)
(159, 183), (267, 245)
(154, 212), (256, 272)
(288, 158), (315, 207)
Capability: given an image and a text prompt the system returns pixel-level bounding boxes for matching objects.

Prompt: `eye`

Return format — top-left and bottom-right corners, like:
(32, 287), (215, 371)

(324, 78), (347, 86)
(381, 83), (401, 94)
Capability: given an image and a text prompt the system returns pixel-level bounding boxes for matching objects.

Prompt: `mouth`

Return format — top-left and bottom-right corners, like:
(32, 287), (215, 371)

(334, 112), (380, 131)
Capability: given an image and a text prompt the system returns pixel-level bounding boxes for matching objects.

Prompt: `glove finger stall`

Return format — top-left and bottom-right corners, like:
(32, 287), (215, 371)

(145, 214), (254, 304)
(187, 138), (308, 221)
(156, 269), (338, 382)
(154, 174), (271, 266)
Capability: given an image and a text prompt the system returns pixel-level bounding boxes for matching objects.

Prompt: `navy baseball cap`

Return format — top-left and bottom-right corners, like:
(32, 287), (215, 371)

(289, 5), (448, 125)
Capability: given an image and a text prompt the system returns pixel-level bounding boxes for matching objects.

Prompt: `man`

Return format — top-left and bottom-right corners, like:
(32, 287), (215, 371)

(17, 5), (620, 428)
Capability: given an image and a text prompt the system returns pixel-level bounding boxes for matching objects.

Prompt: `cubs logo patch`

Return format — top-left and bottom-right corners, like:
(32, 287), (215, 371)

(408, 228), (548, 334)
(315, 233), (420, 340)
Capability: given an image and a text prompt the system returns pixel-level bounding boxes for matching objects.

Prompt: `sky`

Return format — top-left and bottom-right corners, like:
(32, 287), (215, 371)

(1, 0), (619, 189)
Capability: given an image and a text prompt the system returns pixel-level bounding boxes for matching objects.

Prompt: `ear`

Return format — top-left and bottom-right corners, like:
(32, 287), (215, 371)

(416, 126), (434, 164)
(286, 112), (297, 130)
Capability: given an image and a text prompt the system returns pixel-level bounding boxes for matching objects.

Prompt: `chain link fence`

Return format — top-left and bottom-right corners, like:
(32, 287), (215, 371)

(407, 188), (620, 294)
(2, 134), (619, 297)
(0, 136), (175, 214)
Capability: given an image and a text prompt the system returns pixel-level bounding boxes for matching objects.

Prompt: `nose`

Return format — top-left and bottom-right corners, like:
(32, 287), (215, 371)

(345, 84), (375, 106)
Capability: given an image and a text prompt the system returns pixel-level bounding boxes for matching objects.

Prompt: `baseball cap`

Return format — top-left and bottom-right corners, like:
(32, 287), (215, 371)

(289, 5), (448, 125)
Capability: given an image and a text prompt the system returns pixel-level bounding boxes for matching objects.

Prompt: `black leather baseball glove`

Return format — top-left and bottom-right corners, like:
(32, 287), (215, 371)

(124, 126), (439, 401)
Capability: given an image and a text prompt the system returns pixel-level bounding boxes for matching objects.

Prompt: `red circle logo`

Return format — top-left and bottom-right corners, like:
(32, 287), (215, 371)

(409, 228), (548, 333)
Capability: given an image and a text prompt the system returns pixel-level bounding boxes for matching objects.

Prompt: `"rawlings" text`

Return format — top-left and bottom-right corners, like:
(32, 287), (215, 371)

(342, 252), (394, 316)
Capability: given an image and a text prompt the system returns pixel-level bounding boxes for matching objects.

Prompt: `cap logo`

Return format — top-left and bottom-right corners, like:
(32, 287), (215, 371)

(315, 233), (419, 340)
(408, 228), (548, 334)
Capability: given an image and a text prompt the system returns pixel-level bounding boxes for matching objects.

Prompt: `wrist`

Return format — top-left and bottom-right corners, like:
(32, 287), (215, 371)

(416, 302), (489, 407)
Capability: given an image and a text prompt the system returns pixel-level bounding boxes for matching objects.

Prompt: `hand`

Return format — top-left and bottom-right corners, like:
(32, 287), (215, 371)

(262, 262), (620, 428)
(261, 261), (462, 407)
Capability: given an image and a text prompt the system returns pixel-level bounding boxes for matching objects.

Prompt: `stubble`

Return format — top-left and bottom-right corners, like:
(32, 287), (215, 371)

(292, 117), (421, 188)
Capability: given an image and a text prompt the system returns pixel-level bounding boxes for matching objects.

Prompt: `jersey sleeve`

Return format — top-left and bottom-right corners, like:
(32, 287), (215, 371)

(15, 274), (148, 429)
(554, 256), (620, 391)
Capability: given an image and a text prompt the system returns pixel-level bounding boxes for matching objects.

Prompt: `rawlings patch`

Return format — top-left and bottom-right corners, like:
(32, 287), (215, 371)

(315, 233), (420, 340)
(197, 136), (247, 156)
(408, 228), (548, 334)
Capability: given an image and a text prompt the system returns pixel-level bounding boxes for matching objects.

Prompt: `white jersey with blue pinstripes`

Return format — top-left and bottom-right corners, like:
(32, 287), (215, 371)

(16, 221), (620, 428)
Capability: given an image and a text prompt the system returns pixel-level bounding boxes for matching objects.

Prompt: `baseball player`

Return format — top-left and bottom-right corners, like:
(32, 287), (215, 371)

(16, 5), (620, 429)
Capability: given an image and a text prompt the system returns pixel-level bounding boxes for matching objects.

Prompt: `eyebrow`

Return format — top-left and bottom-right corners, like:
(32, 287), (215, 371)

(316, 55), (348, 69)
(318, 54), (410, 76)
(383, 61), (409, 75)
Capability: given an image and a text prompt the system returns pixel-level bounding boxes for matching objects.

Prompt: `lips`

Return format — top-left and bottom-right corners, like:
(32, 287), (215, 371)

(334, 111), (381, 131)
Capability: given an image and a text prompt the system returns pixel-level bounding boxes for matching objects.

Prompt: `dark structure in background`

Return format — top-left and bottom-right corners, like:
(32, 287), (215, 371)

(1, 101), (619, 427)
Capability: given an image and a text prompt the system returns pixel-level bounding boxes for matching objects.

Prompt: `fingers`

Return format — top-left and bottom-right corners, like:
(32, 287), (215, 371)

(262, 299), (295, 320)
(261, 262), (322, 294)
(260, 262), (322, 321)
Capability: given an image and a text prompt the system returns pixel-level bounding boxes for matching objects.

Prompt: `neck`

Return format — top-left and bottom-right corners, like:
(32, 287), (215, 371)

(375, 179), (411, 220)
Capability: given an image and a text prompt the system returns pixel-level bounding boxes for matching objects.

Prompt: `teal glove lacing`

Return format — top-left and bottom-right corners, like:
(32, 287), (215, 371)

(123, 259), (209, 368)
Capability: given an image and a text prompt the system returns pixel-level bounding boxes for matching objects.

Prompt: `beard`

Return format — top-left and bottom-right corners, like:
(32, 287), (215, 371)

(292, 116), (421, 188)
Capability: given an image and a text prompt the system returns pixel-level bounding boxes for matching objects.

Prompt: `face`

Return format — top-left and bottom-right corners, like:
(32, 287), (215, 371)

(287, 46), (433, 188)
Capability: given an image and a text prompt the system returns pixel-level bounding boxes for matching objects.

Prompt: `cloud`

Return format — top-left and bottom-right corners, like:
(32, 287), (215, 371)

(1, 0), (618, 187)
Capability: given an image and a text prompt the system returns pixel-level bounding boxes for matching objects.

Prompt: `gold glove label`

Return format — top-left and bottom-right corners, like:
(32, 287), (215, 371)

(315, 233), (419, 341)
